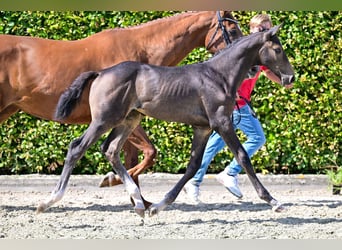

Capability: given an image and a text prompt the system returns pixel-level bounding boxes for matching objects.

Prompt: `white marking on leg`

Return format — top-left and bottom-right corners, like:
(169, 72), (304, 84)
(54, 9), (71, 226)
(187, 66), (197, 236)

(270, 199), (287, 212)
(122, 174), (145, 217)
(36, 188), (66, 213)
(149, 199), (168, 217)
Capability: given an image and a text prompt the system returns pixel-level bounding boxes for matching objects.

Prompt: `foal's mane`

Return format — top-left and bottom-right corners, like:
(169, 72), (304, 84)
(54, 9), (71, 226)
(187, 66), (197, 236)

(207, 35), (246, 61)
(207, 31), (264, 62)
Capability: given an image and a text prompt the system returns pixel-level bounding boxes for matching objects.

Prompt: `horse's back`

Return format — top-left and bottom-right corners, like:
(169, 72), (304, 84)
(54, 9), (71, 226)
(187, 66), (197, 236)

(91, 61), (143, 98)
(93, 61), (209, 124)
(98, 60), (205, 94)
(0, 34), (74, 68)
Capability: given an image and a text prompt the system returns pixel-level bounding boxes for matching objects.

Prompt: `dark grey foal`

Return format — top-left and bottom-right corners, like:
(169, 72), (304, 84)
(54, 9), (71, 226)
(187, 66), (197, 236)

(38, 25), (294, 217)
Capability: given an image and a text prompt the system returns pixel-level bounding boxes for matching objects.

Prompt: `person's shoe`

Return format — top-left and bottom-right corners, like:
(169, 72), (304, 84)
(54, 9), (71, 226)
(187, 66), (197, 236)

(216, 172), (243, 199)
(183, 181), (202, 204)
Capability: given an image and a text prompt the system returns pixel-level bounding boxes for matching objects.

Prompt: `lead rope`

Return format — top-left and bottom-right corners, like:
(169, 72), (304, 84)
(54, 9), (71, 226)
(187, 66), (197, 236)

(232, 96), (257, 126)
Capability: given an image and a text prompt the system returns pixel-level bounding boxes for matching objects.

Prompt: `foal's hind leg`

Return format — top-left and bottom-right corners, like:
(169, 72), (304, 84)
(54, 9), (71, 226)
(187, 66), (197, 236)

(100, 126), (153, 209)
(36, 121), (109, 213)
(216, 123), (284, 212)
(102, 116), (146, 217)
(99, 124), (157, 188)
(148, 127), (212, 216)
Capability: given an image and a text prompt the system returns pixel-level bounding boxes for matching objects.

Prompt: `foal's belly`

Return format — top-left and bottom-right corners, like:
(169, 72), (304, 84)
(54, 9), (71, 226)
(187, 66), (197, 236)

(137, 103), (209, 127)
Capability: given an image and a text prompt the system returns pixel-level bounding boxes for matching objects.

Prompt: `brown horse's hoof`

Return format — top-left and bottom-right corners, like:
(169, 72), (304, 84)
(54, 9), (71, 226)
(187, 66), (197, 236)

(99, 172), (122, 187)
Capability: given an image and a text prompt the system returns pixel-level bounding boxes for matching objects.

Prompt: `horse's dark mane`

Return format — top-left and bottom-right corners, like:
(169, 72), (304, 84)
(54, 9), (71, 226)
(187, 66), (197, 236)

(206, 35), (251, 63)
(207, 31), (268, 62)
(211, 36), (245, 57)
(178, 36), (245, 68)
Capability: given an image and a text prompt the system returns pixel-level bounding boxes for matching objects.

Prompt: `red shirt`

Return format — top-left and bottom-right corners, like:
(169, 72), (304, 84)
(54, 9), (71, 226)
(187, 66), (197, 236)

(235, 65), (268, 109)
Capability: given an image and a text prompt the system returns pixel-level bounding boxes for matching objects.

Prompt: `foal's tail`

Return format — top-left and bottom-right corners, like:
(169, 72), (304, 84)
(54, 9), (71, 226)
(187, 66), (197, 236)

(55, 71), (99, 121)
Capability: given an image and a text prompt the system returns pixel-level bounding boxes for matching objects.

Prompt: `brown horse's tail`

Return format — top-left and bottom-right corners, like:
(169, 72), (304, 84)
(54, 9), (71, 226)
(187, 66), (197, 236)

(55, 71), (99, 121)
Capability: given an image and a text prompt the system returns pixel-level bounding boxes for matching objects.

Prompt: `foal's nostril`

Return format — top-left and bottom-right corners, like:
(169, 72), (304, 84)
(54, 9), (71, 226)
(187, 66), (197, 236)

(290, 75), (295, 83)
(281, 74), (295, 86)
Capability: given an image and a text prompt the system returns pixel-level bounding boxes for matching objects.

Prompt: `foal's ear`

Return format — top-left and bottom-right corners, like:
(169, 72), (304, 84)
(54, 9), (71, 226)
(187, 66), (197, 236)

(271, 23), (282, 36)
(264, 24), (282, 41)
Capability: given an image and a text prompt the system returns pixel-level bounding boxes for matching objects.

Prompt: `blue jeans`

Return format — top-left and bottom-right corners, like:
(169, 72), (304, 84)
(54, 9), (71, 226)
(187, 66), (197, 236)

(191, 104), (266, 186)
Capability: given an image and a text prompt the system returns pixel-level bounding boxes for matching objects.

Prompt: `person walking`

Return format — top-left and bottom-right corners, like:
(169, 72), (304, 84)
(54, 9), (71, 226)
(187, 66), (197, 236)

(183, 13), (293, 203)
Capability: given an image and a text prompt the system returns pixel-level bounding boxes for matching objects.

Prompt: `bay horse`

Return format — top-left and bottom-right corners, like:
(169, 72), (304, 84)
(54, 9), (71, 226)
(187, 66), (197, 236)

(0, 11), (242, 206)
(37, 25), (295, 217)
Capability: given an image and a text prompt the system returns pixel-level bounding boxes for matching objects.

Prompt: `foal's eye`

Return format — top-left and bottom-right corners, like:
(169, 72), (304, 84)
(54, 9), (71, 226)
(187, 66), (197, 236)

(274, 48), (282, 54)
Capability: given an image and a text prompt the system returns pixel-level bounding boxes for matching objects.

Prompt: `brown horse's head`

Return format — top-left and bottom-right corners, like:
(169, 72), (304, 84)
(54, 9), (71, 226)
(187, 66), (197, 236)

(205, 11), (243, 53)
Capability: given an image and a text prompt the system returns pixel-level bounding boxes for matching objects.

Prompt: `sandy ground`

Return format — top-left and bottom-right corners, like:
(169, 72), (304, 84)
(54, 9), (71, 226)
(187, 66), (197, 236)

(0, 173), (341, 239)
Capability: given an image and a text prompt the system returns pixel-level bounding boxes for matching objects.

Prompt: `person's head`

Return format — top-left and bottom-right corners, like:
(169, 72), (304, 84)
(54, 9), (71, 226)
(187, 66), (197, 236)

(249, 14), (273, 33)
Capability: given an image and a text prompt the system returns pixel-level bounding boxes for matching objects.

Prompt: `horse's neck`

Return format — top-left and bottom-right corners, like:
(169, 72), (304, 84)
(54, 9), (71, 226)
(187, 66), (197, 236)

(91, 12), (214, 66)
(128, 11), (215, 66)
(209, 35), (264, 90)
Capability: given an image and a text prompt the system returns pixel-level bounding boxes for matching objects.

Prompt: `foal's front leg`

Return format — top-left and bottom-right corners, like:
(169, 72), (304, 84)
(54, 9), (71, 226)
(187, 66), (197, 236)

(148, 127), (211, 216)
(217, 122), (284, 212)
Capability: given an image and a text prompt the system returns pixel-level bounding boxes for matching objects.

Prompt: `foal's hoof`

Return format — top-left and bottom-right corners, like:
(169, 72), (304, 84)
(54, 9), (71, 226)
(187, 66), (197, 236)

(148, 205), (159, 217)
(36, 203), (47, 214)
(134, 208), (146, 218)
(99, 172), (122, 187)
(270, 199), (287, 212)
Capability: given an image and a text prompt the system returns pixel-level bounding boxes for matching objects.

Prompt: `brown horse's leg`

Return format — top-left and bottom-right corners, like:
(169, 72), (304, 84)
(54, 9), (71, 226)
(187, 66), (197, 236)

(98, 142), (138, 187)
(99, 125), (156, 188)
(123, 140), (139, 169)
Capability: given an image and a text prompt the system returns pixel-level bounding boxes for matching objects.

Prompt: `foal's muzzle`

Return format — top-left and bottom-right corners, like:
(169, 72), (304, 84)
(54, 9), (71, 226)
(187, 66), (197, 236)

(280, 73), (295, 86)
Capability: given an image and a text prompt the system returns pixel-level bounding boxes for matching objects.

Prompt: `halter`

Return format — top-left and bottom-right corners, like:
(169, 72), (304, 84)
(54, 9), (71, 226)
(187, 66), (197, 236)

(206, 11), (240, 50)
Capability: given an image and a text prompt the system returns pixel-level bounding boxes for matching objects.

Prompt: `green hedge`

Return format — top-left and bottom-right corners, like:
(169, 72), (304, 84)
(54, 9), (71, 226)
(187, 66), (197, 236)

(0, 11), (340, 175)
